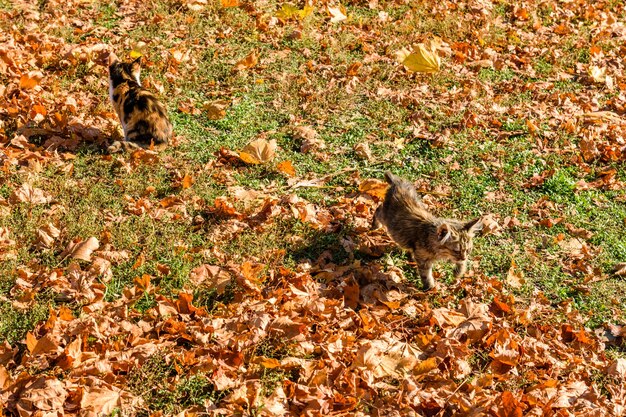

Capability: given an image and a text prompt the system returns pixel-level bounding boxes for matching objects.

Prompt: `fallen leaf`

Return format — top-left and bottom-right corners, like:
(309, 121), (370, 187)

(221, 0), (239, 7)
(240, 138), (277, 164)
(614, 263), (626, 277)
(327, 5), (347, 23)
(276, 4), (313, 20)
(233, 51), (258, 71)
(396, 41), (441, 73)
(204, 100), (230, 120)
(190, 264), (231, 294)
(182, 174), (194, 189)
(186, 0), (207, 11)
(359, 178), (388, 200)
(354, 142), (372, 160)
(9, 183), (52, 205)
(276, 160), (296, 177)
(63, 237), (100, 261)
(588, 65), (606, 83)
(506, 259), (525, 288)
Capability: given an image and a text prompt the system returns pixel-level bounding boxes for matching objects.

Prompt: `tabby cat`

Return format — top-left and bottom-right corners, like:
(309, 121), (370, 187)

(372, 172), (485, 291)
(108, 53), (172, 151)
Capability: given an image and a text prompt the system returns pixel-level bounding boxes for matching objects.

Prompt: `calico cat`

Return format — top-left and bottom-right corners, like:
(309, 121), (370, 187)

(108, 53), (172, 151)
(372, 172), (485, 291)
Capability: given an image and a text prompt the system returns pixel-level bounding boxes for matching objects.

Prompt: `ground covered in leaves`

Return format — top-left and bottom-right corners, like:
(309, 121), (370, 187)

(1, 0), (626, 416)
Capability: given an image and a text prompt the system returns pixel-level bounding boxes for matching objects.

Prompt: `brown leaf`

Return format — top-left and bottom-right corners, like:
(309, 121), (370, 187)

(190, 264), (231, 294)
(64, 237), (100, 262)
(354, 142), (372, 160)
(36, 223), (60, 248)
(233, 51), (258, 71)
(359, 178), (388, 200)
(506, 259), (525, 288)
(494, 391), (523, 417)
(80, 385), (122, 415)
(9, 183), (52, 205)
(240, 138), (277, 164)
(204, 99), (231, 120)
(17, 376), (67, 414)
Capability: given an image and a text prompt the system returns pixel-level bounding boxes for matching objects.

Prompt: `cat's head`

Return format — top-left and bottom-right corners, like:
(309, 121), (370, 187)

(436, 217), (484, 261)
(108, 53), (142, 86)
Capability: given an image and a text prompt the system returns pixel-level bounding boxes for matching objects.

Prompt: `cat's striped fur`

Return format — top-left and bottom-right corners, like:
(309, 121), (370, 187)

(108, 53), (171, 151)
(372, 172), (485, 290)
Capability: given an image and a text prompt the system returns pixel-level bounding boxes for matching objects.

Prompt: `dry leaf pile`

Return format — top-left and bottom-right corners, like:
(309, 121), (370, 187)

(1, 0), (626, 416)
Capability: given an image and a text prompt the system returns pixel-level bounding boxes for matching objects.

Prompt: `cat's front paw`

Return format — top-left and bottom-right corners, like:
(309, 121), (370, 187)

(107, 141), (123, 154)
(108, 141), (141, 154)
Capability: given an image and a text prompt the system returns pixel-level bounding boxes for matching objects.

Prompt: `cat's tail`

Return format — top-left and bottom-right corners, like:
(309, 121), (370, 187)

(384, 171), (401, 185)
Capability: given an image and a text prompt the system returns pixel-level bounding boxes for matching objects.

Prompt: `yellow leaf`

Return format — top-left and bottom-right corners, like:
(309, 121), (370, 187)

(129, 41), (146, 59)
(276, 4), (313, 20)
(276, 160), (296, 177)
(396, 42), (441, 73)
(239, 138), (277, 164)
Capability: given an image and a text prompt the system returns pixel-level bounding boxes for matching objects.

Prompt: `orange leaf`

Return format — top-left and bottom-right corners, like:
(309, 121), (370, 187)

(276, 160), (296, 177)
(359, 178), (388, 200)
(133, 253), (145, 269)
(221, 0), (239, 7)
(496, 391), (523, 417)
(134, 274), (152, 291)
(413, 357), (439, 375)
(26, 331), (37, 353)
(182, 174), (194, 189)
(19, 73), (40, 89)
(233, 51), (258, 71)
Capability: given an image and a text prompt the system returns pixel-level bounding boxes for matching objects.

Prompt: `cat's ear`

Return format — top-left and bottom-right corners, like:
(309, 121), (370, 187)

(463, 217), (484, 236)
(108, 52), (120, 66)
(437, 223), (451, 243)
(130, 57), (142, 75)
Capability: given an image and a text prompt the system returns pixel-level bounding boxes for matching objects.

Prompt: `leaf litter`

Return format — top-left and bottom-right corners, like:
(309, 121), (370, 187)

(1, 0), (626, 416)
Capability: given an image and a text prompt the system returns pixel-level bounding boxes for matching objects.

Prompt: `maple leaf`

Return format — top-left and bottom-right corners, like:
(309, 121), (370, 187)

(9, 183), (52, 205)
(233, 51), (258, 71)
(204, 99), (231, 120)
(190, 264), (231, 294)
(16, 376), (68, 415)
(327, 5), (347, 23)
(221, 0), (239, 7)
(358, 178), (388, 200)
(239, 138), (277, 164)
(506, 259), (525, 288)
(276, 4), (313, 20)
(276, 160), (296, 177)
(396, 41), (441, 73)
(62, 237), (100, 261)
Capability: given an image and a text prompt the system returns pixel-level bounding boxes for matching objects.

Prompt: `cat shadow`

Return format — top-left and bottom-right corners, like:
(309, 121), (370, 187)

(17, 123), (112, 155)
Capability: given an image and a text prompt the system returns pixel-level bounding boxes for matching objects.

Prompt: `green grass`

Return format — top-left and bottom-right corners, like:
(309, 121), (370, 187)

(2, 0), (626, 412)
